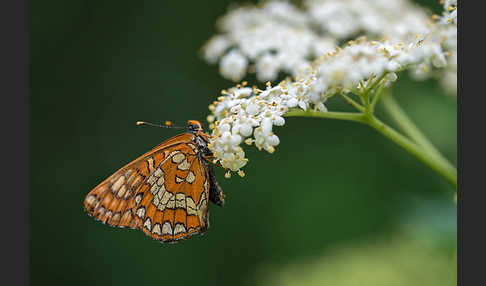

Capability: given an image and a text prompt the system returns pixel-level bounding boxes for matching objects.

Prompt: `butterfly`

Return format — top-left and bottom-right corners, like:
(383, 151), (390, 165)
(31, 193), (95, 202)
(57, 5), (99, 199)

(83, 120), (225, 243)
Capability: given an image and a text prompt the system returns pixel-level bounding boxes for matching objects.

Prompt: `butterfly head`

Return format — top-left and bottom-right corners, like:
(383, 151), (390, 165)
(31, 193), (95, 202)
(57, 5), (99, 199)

(187, 120), (203, 133)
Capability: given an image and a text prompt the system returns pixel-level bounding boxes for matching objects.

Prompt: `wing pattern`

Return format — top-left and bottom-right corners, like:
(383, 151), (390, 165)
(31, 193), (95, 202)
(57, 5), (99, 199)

(83, 133), (211, 243)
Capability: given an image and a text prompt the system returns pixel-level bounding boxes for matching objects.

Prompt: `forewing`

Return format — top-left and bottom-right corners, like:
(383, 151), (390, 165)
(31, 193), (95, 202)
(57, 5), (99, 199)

(131, 144), (211, 243)
(83, 134), (195, 230)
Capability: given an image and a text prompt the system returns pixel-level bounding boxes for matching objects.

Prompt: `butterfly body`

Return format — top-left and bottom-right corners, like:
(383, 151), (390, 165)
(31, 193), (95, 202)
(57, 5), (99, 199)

(84, 120), (224, 243)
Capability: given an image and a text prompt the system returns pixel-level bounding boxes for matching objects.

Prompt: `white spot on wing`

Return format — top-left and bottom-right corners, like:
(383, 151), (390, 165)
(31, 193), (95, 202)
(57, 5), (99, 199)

(157, 176), (165, 186)
(144, 217), (152, 231)
(104, 210), (113, 221)
(186, 171), (196, 184)
(154, 168), (163, 177)
(204, 179), (209, 192)
(112, 176), (125, 192)
(177, 159), (191, 170)
(174, 223), (186, 235)
(117, 185), (127, 198)
(175, 193), (186, 208)
(147, 174), (157, 185)
(150, 183), (160, 195)
(186, 197), (197, 216)
(152, 194), (160, 206)
(85, 195), (96, 206)
(136, 207), (145, 218)
(152, 223), (162, 235)
(158, 192), (173, 211)
(172, 153), (186, 164)
(162, 222), (173, 235)
(166, 194), (175, 209)
(135, 193), (143, 205)
(187, 143), (197, 152)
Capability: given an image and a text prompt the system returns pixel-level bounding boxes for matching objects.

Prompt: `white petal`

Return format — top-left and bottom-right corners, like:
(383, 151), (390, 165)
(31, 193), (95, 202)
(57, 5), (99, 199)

(239, 124), (253, 137)
(273, 116), (285, 126)
(261, 118), (273, 134)
(287, 98), (298, 108)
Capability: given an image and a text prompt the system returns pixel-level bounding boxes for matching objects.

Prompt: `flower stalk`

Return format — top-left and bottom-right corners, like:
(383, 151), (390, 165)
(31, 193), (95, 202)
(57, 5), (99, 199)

(365, 114), (457, 188)
(284, 93), (457, 189)
(284, 110), (366, 123)
(380, 92), (446, 159)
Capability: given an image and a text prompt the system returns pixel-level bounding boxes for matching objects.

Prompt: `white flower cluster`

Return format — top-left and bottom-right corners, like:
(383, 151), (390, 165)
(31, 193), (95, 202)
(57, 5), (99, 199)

(207, 81), (311, 175)
(309, 0), (456, 92)
(208, 35), (445, 175)
(202, 1), (336, 82)
(436, 0), (457, 93)
(437, 0), (457, 25)
(304, 37), (445, 97)
(305, 0), (432, 41)
(202, 0), (437, 83)
(404, 0), (457, 90)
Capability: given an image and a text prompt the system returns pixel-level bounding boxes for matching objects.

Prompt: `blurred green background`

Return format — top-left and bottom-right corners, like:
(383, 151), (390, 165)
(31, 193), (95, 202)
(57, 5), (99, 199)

(30, 0), (456, 285)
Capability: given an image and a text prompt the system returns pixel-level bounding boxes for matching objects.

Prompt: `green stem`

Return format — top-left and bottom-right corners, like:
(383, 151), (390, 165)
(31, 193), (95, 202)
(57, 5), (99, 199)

(339, 93), (365, 112)
(284, 110), (366, 123)
(364, 73), (387, 97)
(381, 93), (445, 159)
(284, 109), (457, 189)
(364, 115), (457, 189)
(370, 84), (385, 112)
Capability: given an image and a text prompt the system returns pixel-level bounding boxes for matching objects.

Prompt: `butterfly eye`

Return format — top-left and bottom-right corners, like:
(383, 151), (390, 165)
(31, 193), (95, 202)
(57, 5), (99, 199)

(187, 120), (203, 132)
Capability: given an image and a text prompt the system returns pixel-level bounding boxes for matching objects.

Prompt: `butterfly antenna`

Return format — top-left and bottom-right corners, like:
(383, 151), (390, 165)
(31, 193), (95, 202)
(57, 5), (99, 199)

(136, 121), (184, 129)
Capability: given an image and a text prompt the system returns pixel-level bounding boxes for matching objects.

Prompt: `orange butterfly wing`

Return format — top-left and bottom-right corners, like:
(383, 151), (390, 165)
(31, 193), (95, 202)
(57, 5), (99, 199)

(83, 133), (210, 242)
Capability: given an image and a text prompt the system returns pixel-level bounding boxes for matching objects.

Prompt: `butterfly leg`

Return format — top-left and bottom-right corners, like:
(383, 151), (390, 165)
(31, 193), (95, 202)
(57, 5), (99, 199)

(202, 153), (227, 170)
(206, 163), (225, 207)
